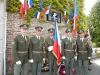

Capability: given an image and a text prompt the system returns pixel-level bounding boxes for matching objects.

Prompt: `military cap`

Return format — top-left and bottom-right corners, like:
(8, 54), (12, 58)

(20, 24), (28, 29)
(48, 28), (54, 33)
(35, 26), (43, 31)
(65, 28), (72, 33)
(84, 33), (89, 37)
(78, 30), (84, 34)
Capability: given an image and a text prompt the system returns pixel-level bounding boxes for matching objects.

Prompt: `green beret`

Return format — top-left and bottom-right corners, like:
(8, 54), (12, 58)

(65, 29), (72, 33)
(78, 30), (84, 34)
(20, 24), (28, 29)
(48, 28), (54, 33)
(35, 26), (43, 31)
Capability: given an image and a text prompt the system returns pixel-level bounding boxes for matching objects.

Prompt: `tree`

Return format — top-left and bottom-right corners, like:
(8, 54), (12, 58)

(89, 0), (100, 47)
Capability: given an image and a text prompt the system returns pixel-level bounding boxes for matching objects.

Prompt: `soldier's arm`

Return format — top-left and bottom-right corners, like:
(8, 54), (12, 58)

(42, 38), (46, 57)
(29, 37), (33, 59)
(75, 39), (78, 55)
(61, 39), (65, 56)
(13, 36), (19, 62)
(72, 40), (77, 51)
(87, 39), (92, 57)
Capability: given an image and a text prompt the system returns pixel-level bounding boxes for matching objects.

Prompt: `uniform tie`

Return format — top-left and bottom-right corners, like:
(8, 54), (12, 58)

(24, 36), (27, 41)
(37, 36), (40, 40)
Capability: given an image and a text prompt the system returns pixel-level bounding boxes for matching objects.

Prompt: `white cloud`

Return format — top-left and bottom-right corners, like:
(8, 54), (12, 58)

(84, 0), (98, 16)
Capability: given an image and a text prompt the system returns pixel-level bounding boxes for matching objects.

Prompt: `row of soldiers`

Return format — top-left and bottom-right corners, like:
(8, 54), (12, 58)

(13, 24), (92, 75)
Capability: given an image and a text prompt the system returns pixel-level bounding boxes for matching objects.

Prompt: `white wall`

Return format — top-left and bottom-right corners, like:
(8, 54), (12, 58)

(0, 0), (7, 75)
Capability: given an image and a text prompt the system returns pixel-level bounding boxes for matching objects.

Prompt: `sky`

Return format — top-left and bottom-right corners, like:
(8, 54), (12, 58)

(84, 0), (98, 16)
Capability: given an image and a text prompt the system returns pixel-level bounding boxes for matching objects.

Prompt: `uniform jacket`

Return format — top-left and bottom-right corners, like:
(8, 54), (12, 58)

(45, 36), (55, 60)
(61, 37), (75, 58)
(29, 35), (45, 62)
(13, 35), (30, 63)
(76, 37), (90, 60)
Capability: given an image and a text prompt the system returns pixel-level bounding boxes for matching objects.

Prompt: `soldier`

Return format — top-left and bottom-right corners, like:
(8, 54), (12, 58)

(13, 24), (30, 75)
(84, 33), (93, 71)
(29, 26), (45, 75)
(45, 28), (57, 75)
(61, 29), (76, 75)
(76, 30), (90, 75)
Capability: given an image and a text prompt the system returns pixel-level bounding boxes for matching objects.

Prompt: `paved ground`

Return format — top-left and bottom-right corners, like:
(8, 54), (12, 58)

(87, 58), (100, 75)
(40, 58), (100, 75)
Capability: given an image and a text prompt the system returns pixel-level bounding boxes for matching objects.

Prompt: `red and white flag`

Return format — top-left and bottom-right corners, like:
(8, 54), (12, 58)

(19, 0), (27, 17)
(53, 21), (61, 65)
(73, 0), (78, 34)
(45, 5), (51, 14)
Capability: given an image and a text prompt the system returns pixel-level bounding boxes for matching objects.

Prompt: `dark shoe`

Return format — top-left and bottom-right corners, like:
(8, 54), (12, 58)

(88, 68), (92, 71)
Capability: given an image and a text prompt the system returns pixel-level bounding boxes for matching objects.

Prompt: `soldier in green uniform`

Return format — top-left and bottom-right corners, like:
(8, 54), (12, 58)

(84, 33), (93, 71)
(29, 26), (45, 75)
(76, 30), (90, 75)
(45, 28), (57, 75)
(61, 29), (76, 75)
(13, 24), (30, 75)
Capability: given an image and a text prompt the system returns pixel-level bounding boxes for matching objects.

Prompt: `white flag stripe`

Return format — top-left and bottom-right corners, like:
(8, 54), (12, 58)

(19, 0), (24, 5)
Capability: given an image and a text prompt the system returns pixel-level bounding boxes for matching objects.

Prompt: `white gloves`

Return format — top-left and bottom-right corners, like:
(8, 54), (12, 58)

(88, 57), (91, 59)
(62, 56), (66, 60)
(29, 59), (34, 63)
(48, 46), (53, 51)
(74, 55), (77, 61)
(43, 58), (45, 61)
(16, 60), (21, 64)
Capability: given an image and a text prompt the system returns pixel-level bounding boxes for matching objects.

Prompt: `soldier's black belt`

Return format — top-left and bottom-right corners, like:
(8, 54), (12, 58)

(17, 51), (28, 53)
(32, 51), (43, 53)
(79, 51), (87, 53)
(65, 49), (74, 52)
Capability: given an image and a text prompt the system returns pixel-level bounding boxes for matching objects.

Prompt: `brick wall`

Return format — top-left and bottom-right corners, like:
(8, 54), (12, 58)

(6, 13), (66, 75)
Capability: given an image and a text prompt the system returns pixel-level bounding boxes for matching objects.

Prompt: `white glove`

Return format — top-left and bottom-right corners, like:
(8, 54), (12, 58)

(62, 56), (66, 59)
(48, 46), (53, 51)
(88, 57), (91, 59)
(74, 55), (77, 61)
(29, 59), (34, 63)
(43, 58), (45, 61)
(16, 60), (21, 64)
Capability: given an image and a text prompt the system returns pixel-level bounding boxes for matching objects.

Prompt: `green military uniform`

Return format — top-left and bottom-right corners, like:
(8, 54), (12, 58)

(13, 25), (30, 75)
(45, 28), (57, 75)
(61, 29), (75, 75)
(29, 26), (45, 75)
(76, 32), (90, 75)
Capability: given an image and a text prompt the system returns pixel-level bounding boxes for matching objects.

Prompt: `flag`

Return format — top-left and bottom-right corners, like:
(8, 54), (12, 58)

(35, 11), (41, 19)
(28, 0), (33, 9)
(19, 0), (27, 17)
(45, 5), (51, 14)
(64, 8), (66, 21)
(40, 0), (44, 12)
(73, 0), (78, 33)
(53, 21), (61, 65)
(65, 19), (69, 25)
(69, 10), (74, 20)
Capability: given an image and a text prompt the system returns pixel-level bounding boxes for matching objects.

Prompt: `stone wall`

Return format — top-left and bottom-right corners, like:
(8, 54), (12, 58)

(6, 13), (66, 75)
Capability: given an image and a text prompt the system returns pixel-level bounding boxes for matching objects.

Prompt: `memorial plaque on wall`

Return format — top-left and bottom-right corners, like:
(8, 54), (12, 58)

(46, 12), (62, 23)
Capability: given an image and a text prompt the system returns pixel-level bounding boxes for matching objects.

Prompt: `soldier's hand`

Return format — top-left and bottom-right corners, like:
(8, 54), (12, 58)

(74, 55), (77, 61)
(88, 57), (91, 59)
(29, 59), (34, 63)
(43, 58), (45, 61)
(16, 60), (21, 64)
(48, 46), (53, 51)
(62, 56), (66, 60)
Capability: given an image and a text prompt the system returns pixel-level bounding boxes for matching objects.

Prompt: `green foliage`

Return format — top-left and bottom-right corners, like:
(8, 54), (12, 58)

(89, 0), (100, 47)
(7, 0), (86, 31)
(7, 0), (20, 13)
